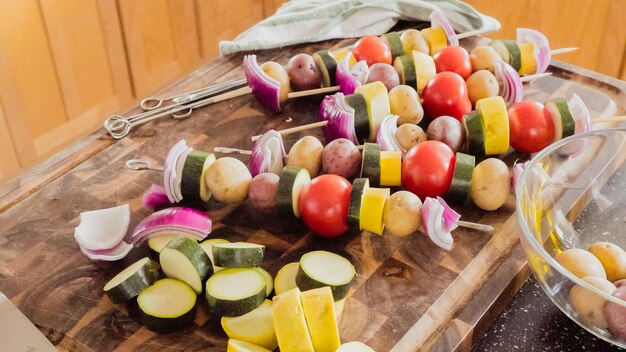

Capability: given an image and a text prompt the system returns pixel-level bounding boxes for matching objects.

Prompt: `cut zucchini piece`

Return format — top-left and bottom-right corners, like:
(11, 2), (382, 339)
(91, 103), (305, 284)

(160, 236), (213, 294)
(518, 42), (537, 75)
(360, 143), (381, 187)
(254, 267), (273, 297)
(490, 40), (521, 72)
(222, 300), (278, 350)
(227, 339), (272, 352)
(103, 257), (159, 304)
(545, 97), (575, 141)
(382, 32), (405, 58)
(334, 298), (346, 317)
(445, 152), (475, 204)
(354, 81), (391, 141)
(300, 287), (341, 352)
(379, 150), (402, 187)
(213, 242), (265, 268)
(393, 55), (416, 88)
(199, 238), (230, 272)
(421, 27), (447, 55)
(181, 150), (215, 202)
(137, 278), (197, 333)
(344, 93), (370, 144)
(411, 50), (437, 94)
(296, 250), (355, 301)
(476, 96), (509, 155)
(348, 178), (370, 232)
(360, 187), (390, 236)
(462, 110), (485, 157)
(312, 50), (337, 87)
(276, 166), (310, 218)
(205, 268), (266, 316)
(148, 233), (197, 255)
(272, 288), (315, 352)
(274, 262), (299, 296)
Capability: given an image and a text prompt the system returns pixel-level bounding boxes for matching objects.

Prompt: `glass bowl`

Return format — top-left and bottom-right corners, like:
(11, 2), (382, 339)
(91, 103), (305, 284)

(516, 128), (626, 348)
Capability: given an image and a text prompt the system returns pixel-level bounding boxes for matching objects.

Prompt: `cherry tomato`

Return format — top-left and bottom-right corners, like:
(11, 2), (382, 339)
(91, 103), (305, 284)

(508, 100), (555, 153)
(422, 72), (472, 121)
(401, 141), (456, 200)
(298, 174), (352, 238)
(351, 36), (392, 66)
(433, 46), (472, 80)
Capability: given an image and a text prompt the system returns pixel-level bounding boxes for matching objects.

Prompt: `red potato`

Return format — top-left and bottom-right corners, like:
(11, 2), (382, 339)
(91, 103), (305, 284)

(605, 286), (626, 339)
(247, 173), (279, 214)
(285, 54), (322, 91)
(426, 116), (464, 152)
(321, 139), (361, 179)
(366, 63), (400, 91)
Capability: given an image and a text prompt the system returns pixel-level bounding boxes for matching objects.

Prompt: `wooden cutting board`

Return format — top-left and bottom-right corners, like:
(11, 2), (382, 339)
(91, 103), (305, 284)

(0, 34), (624, 352)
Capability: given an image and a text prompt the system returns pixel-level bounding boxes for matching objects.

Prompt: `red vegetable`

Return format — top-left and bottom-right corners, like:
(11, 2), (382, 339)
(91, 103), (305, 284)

(508, 100), (554, 153)
(401, 141), (455, 200)
(422, 72), (472, 121)
(433, 46), (472, 80)
(351, 35), (392, 66)
(298, 174), (352, 238)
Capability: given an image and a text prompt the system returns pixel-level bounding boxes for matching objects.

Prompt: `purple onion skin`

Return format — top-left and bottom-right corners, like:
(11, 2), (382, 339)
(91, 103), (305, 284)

(321, 139), (362, 179)
(367, 63), (400, 91)
(286, 54), (322, 91)
(427, 116), (464, 152)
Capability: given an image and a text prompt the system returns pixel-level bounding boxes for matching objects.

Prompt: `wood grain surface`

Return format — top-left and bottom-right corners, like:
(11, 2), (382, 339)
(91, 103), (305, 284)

(0, 33), (625, 352)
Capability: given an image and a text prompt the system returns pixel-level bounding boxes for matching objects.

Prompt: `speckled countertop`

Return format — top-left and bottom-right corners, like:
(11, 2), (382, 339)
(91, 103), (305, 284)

(473, 275), (624, 351)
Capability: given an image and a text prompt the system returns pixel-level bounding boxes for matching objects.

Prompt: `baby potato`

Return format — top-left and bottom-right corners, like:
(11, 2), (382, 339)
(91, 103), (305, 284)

(426, 116), (464, 152)
(383, 191), (422, 237)
(395, 123), (427, 151)
(287, 136), (324, 177)
(367, 63), (400, 91)
(466, 70), (500, 106)
(400, 29), (429, 55)
(569, 276), (616, 328)
(321, 138), (361, 179)
(260, 61), (291, 102)
(389, 85), (424, 124)
(205, 157), (252, 203)
(469, 158), (510, 211)
(247, 173), (279, 214)
(285, 54), (321, 91)
(469, 46), (500, 73)
(588, 242), (626, 282)
(604, 286), (626, 340)
(556, 248), (607, 279)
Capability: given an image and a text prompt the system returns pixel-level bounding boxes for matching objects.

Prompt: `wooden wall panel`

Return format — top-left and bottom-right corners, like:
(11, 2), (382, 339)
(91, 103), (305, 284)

(465, 0), (626, 79)
(263, 0), (286, 17)
(0, 101), (20, 181)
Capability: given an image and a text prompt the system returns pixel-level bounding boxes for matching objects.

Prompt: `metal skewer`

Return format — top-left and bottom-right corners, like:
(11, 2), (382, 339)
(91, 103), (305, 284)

(125, 159), (164, 171)
(139, 78), (247, 111)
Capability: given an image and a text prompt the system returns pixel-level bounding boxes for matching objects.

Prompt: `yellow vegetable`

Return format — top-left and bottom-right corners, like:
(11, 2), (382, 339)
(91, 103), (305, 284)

(332, 49), (357, 67)
(421, 26), (447, 55)
(518, 42), (537, 76)
(272, 288), (314, 352)
(273, 262), (299, 296)
(379, 151), (402, 186)
(411, 51), (436, 94)
(227, 339), (272, 352)
(354, 82), (391, 141)
(360, 187), (390, 235)
(221, 300), (278, 350)
(475, 96), (509, 155)
(300, 287), (341, 352)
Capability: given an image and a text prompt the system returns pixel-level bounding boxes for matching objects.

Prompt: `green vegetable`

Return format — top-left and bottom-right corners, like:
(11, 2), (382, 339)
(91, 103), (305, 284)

(347, 178), (370, 232)
(312, 50), (338, 87)
(181, 150), (215, 202)
(103, 257), (159, 304)
(344, 93), (370, 144)
(213, 242), (265, 268)
(205, 268), (266, 316)
(360, 143), (381, 187)
(295, 251), (355, 301)
(137, 278), (197, 333)
(445, 152), (475, 204)
(276, 166), (310, 218)
(160, 236), (213, 294)
(463, 111), (485, 157)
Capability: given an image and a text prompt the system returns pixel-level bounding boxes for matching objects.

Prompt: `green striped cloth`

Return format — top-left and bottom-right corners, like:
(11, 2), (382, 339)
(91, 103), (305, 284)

(219, 0), (499, 56)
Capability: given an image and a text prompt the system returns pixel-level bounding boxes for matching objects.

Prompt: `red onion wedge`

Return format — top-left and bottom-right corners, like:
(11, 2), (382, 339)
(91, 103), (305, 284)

(131, 207), (212, 245)
(351, 61), (370, 85)
(319, 92), (358, 144)
(436, 196), (460, 231)
(430, 9), (459, 47)
(511, 160), (529, 194)
(376, 114), (405, 154)
(421, 197), (456, 251)
(142, 184), (170, 209)
(79, 241), (133, 262)
(74, 204), (132, 261)
(250, 130), (287, 177)
(495, 60), (523, 108)
(558, 94), (592, 157)
(336, 53), (369, 95)
(517, 28), (551, 74)
(164, 140), (189, 203)
(243, 54), (282, 113)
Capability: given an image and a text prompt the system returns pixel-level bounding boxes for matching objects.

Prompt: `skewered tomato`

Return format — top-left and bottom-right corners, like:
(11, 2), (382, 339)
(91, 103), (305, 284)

(298, 174), (352, 238)
(401, 141), (455, 200)
(433, 46), (472, 80)
(508, 100), (555, 153)
(422, 72), (472, 121)
(351, 36), (392, 66)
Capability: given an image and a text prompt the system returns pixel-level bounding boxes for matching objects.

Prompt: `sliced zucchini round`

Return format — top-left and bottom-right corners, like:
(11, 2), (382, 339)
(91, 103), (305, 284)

(227, 339), (272, 352)
(348, 178), (370, 232)
(393, 55), (416, 88)
(147, 233), (197, 256)
(382, 32), (405, 58)
(137, 278), (197, 333)
(344, 93), (370, 144)
(545, 97), (575, 141)
(276, 166), (310, 218)
(213, 242), (265, 268)
(463, 110), (485, 157)
(445, 152), (475, 204)
(221, 300), (278, 350)
(312, 50), (337, 87)
(254, 267), (274, 297)
(295, 250), (355, 301)
(490, 40), (521, 72)
(360, 143), (381, 187)
(103, 257), (160, 304)
(160, 236), (213, 294)
(181, 150), (215, 203)
(205, 268), (266, 316)
(199, 238), (230, 272)
(273, 262), (299, 296)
